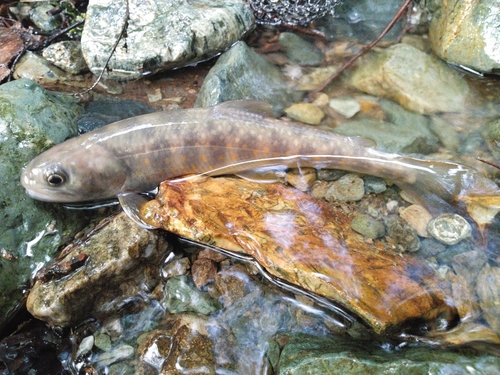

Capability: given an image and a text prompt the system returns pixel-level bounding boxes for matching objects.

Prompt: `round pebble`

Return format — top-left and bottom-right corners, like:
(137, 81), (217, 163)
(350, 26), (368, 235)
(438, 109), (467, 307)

(399, 204), (432, 237)
(350, 214), (386, 239)
(385, 216), (420, 252)
(328, 97), (361, 118)
(363, 176), (387, 194)
(284, 102), (325, 125)
(427, 213), (472, 245)
(325, 174), (365, 202)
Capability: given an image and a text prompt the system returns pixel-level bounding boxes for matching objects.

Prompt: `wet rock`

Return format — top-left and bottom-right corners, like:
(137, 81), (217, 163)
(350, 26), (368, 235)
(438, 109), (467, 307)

(363, 176), (386, 194)
(42, 41), (89, 75)
(161, 257), (190, 279)
(318, 0), (405, 42)
(284, 102), (325, 125)
(13, 52), (83, 86)
(317, 169), (346, 181)
(26, 213), (168, 326)
(192, 258), (217, 288)
(195, 41), (293, 114)
(0, 79), (87, 329)
(350, 43), (470, 114)
(427, 214), (472, 246)
(446, 272), (480, 322)
(94, 345), (134, 368)
(94, 333), (112, 352)
(429, 116), (460, 152)
(325, 173), (365, 202)
(81, 0), (254, 80)
(429, 0), (500, 74)
(29, 2), (62, 31)
(285, 167), (317, 191)
(328, 97), (361, 118)
(418, 238), (447, 258)
(136, 315), (215, 375)
(481, 118), (500, 160)
(350, 214), (385, 239)
(310, 180), (329, 200)
(399, 204), (432, 238)
(141, 176), (458, 334)
(334, 118), (439, 154)
(292, 65), (339, 91)
(385, 216), (420, 252)
(476, 266), (500, 333)
(278, 334), (500, 375)
(77, 97), (155, 134)
(451, 250), (488, 286)
(214, 265), (252, 307)
(163, 275), (220, 315)
(198, 248), (227, 263)
(278, 33), (324, 66)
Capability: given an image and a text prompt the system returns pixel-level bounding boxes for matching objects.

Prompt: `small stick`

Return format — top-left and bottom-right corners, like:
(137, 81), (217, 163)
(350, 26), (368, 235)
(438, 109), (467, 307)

(307, 0), (413, 100)
(75, 0), (130, 97)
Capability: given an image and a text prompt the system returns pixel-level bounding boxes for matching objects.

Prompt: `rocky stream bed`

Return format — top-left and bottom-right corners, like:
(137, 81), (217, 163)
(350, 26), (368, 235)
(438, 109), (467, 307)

(1, 0), (500, 374)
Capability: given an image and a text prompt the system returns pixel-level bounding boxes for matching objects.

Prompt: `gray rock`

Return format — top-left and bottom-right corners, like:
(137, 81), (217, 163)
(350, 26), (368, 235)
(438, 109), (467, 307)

(476, 265), (500, 333)
(350, 43), (470, 114)
(328, 97), (361, 118)
(350, 214), (385, 239)
(429, 0), (500, 74)
(164, 275), (221, 315)
(325, 173), (365, 202)
(278, 334), (500, 375)
(29, 3), (62, 31)
(81, 0), (254, 80)
(481, 118), (500, 160)
(77, 97), (155, 134)
(0, 79), (88, 330)
(26, 213), (167, 326)
(451, 250), (488, 285)
(385, 216), (420, 252)
(428, 116), (460, 151)
(278, 33), (324, 66)
(334, 118), (439, 154)
(195, 41), (294, 114)
(42, 41), (89, 75)
(427, 213), (472, 246)
(363, 176), (387, 194)
(318, 0), (405, 42)
(13, 52), (81, 86)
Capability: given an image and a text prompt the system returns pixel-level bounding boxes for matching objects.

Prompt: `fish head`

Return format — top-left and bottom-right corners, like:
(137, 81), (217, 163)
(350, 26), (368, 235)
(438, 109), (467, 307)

(21, 141), (127, 202)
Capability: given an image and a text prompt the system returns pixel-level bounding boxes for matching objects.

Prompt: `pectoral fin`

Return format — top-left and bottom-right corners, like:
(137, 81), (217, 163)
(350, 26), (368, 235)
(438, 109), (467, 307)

(118, 193), (158, 229)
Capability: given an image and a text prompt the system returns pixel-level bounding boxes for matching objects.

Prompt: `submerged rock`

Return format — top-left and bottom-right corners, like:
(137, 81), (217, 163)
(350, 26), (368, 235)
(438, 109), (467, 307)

(140, 176), (458, 335)
(350, 43), (470, 114)
(0, 79), (87, 330)
(81, 0), (254, 80)
(26, 213), (169, 326)
(429, 0), (500, 74)
(195, 41), (294, 114)
(278, 334), (500, 375)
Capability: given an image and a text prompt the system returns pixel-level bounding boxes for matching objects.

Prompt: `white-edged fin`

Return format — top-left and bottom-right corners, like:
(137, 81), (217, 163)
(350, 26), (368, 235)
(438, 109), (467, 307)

(236, 167), (287, 183)
(118, 193), (158, 230)
(63, 200), (120, 210)
(213, 100), (276, 118)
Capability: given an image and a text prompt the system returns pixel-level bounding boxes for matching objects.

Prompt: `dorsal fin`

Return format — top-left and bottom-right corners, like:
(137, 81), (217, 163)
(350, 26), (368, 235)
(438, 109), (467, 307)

(213, 100), (276, 118)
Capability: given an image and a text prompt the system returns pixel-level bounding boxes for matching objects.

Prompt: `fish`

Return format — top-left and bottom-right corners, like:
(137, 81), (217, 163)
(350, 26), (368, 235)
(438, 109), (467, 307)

(20, 100), (500, 221)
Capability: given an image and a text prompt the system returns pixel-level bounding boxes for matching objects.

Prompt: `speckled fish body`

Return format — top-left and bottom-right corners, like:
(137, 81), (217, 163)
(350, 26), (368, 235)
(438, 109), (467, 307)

(21, 101), (500, 206)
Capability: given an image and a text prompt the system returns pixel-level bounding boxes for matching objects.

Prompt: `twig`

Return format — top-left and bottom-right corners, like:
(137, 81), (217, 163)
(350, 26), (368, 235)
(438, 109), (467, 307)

(307, 0), (413, 100)
(75, 0), (130, 97)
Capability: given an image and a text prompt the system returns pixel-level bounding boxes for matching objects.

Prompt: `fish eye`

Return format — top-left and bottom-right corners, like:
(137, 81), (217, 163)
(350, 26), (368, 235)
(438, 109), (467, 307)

(45, 168), (68, 187)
